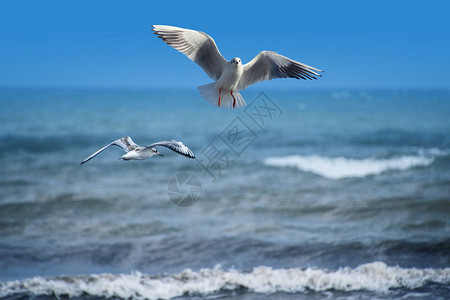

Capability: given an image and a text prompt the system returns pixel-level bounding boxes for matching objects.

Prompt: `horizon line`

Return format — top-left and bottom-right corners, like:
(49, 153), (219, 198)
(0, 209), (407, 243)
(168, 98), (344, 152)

(1, 85), (449, 91)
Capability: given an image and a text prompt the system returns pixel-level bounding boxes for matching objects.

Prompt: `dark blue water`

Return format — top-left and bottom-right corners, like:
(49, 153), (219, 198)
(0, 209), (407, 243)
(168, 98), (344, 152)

(0, 88), (449, 299)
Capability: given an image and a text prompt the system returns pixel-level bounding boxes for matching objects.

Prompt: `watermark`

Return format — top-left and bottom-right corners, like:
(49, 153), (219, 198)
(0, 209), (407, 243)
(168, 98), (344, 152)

(219, 117), (258, 156)
(196, 141), (234, 180)
(197, 92), (283, 182)
(167, 92), (283, 206)
(244, 92), (283, 131)
(167, 173), (202, 207)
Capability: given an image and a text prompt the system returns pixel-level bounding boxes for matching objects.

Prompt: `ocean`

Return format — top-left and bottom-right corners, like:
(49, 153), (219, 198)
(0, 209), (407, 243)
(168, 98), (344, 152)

(0, 88), (449, 299)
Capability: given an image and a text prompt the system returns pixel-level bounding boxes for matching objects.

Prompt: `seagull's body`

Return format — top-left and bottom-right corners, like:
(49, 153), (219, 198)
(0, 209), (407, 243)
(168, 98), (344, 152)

(152, 25), (323, 109)
(80, 137), (195, 165)
(216, 60), (243, 92)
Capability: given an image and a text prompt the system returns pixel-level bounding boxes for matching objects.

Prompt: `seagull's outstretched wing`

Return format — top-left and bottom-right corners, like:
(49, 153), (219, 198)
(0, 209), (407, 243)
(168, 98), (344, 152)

(238, 51), (323, 90)
(152, 25), (227, 81)
(146, 140), (195, 159)
(80, 136), (139, 165)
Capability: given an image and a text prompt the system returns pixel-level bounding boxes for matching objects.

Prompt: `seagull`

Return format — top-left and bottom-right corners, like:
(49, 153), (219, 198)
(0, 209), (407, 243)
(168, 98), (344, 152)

(80, 136), (195, 165)
(152, 25), (323, 109)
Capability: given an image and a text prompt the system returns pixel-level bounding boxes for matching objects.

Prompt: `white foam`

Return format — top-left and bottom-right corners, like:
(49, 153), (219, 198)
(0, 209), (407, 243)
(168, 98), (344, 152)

(263, 150), (448, 179)
(0, 262), (449, 299)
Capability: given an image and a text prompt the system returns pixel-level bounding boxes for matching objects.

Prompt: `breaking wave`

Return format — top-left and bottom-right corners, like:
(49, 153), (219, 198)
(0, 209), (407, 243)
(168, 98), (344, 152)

(1, 262), (449, 299)
(263, 149), (448, 179)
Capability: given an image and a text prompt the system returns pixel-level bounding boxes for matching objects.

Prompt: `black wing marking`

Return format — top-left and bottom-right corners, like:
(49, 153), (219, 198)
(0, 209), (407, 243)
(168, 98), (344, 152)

(238, 51), (323, 90)
(146, 140), (195, 159)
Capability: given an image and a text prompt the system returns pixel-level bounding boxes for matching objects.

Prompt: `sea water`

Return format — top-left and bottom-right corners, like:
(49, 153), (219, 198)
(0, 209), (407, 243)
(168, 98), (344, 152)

(0, 88), (449, 299)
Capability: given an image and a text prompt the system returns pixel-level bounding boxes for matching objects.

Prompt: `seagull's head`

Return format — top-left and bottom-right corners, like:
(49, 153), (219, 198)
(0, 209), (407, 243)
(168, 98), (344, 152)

(152, 148), (164, 157)
(231, 57), (241, 65)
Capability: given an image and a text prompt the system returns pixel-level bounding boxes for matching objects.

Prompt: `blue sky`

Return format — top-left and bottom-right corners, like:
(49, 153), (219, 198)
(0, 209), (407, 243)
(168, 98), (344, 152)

(1, 0), (449, 89)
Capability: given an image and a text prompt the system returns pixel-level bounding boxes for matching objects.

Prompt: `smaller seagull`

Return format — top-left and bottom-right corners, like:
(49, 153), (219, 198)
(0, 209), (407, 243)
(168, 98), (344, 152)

(152, 25), (323, 109)
(80, 137), (195, 165)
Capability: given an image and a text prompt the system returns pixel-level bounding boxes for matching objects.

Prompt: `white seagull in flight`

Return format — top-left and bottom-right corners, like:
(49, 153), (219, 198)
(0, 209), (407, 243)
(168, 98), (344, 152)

(80, 137), (195, 165)
(152, 25), (323, 109)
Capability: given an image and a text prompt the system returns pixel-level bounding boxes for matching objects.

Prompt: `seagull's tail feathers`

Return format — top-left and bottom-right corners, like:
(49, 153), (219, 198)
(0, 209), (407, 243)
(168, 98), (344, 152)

(226, 90), (245, 109)
(198, 83), (246, 109)
(198, 83), (220, 107)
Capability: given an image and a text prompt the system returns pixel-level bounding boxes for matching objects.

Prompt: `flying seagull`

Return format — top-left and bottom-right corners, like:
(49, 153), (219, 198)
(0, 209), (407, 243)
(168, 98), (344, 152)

(80, 137), (195, 165)
(152, 25), (323, 109)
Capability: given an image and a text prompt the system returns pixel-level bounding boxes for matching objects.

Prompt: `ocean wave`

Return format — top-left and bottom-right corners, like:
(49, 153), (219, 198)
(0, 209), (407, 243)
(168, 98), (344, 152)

(263, 149), (449, 179)
(0, 262), (449, 299)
